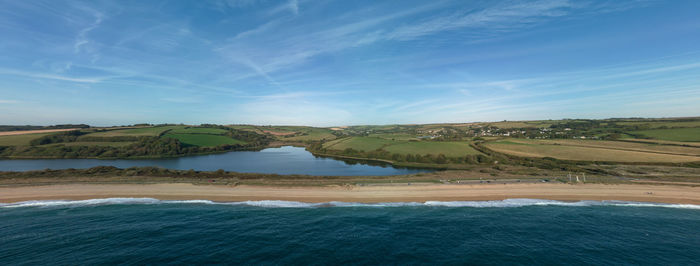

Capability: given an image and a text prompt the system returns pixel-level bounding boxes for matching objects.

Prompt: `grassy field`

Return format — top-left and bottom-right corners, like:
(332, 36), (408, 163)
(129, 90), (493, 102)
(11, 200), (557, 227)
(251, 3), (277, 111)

(323, 137), (395, 151)
(60, 141), (136, 147)
(162, 133), (245, 147)
(282, 127), (336, 141)
(630, 128), (700, 142)
(617, 121), (700, 128)
(228, 126), (336, 141)
(482, 121), (553, 129)
(0, 133), (53, 146)
(169, 127), (228, 134)
(81, 126), (185, 137)
(484, 139), (700, 163)
(368, 133), (419, 141)
(323, 137), (482, 157)
(383, 141), (480, 156)
(530, 139), (700, 156)
(619, 138), (700, 147)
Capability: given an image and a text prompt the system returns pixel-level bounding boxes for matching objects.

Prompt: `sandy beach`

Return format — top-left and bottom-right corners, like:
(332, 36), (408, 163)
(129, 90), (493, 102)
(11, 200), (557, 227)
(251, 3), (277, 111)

(1, 183), (699, 204)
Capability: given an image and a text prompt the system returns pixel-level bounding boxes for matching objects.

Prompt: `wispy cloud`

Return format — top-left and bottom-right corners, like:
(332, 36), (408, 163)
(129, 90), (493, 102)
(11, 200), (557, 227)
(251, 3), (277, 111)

(73, 9), (103, 54)
(1, 0), (696, 125)
(386, 0), (575, 40)
(217, 0), (587, 79)
(0, 68), (108, 83)
(268, 0), (299, 16)
(0, 99), (22, 104)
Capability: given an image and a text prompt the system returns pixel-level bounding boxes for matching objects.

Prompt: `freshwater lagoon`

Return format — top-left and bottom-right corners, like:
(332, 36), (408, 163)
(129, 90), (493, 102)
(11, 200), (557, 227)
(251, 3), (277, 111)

(0, 146), (431, 176)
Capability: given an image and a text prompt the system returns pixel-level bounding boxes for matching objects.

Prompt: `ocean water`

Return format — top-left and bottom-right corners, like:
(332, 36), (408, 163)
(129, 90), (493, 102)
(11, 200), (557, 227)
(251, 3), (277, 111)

(1, 199), (699, 265)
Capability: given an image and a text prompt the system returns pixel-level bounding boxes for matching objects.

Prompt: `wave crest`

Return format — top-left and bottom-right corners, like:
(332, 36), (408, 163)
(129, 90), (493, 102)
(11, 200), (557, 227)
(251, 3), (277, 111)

(1, 198), (698, 209)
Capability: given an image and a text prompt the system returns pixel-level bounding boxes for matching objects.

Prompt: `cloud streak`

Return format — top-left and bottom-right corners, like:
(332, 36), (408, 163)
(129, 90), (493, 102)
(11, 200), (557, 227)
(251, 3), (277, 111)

(1, 0), (697, 125)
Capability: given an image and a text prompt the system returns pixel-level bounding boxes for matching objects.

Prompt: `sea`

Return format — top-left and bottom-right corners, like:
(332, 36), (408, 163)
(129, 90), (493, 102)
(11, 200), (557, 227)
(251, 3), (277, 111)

(1, 198), (698, 265)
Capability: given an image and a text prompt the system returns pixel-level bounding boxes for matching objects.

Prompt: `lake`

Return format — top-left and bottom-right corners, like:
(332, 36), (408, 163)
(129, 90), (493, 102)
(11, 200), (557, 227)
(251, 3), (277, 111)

(0, 146), (431, 176)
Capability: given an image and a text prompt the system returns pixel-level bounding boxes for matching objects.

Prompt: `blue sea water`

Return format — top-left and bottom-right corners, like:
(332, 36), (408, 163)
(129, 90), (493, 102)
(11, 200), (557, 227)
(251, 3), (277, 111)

(1, 199), (699, 265)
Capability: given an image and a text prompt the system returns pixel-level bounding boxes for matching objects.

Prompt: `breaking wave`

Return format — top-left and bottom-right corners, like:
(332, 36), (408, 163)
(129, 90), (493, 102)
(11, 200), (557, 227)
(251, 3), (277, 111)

(1, 198), (699, 209)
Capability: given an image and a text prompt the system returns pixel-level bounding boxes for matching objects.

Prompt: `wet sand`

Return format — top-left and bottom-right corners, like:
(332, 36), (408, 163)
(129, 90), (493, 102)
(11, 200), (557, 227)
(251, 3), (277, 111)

(1, 183), (699, 204)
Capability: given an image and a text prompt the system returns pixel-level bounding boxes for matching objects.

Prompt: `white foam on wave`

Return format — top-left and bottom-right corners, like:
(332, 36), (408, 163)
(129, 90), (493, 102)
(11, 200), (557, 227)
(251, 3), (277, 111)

(0, 198), (161, 208)
(1, 198), (698, 209)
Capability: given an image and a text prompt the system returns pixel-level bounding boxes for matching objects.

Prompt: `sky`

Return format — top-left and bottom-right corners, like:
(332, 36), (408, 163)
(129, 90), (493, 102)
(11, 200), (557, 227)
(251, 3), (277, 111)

(1, 0), (699, 126)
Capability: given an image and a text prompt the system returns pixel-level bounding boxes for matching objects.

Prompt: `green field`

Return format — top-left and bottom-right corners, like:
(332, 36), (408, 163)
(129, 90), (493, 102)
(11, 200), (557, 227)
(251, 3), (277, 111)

(323, 137), (482, 157)
(323, 137), (396, 151)
(282, 127), (336, 141)
(630, 128), (700, 142)
(0, 133), (52, 146)
(383, 141), (480, 156)
(228, 126), (337, 141)
(169, 127), (228, 134)
(617, 121), (700, 129)
(82, 126), (185, 137)
(368, 133), (419, 141)
(535, 139), (700, 156)
(60, 141), (136, 147)
(484, 139), (700, 163)
(163, 133), (245, 147)
(483, 121), (553, 129)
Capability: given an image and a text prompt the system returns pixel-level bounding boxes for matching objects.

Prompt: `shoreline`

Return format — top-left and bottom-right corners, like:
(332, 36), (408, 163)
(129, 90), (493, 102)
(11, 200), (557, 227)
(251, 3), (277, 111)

(1, 183), (699, 205)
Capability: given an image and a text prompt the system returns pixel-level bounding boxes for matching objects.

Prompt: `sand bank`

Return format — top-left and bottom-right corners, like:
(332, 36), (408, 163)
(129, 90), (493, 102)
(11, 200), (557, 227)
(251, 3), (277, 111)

(1, 183), (699, 204)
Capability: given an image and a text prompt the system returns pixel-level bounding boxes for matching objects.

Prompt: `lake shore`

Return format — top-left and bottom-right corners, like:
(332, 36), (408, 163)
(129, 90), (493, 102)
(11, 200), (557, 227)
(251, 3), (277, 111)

(1, 183), (699, 205)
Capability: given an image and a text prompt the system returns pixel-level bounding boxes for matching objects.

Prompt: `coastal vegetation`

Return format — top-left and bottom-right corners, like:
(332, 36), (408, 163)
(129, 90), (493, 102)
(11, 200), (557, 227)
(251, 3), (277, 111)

(0, 117), (698, 175)
(0, 125), (271, 159)
(2, 163), (699, 187)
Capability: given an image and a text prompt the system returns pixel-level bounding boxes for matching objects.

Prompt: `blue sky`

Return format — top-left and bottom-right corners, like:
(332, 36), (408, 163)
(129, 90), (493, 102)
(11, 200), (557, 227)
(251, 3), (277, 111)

(1, 0), (699, 126)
